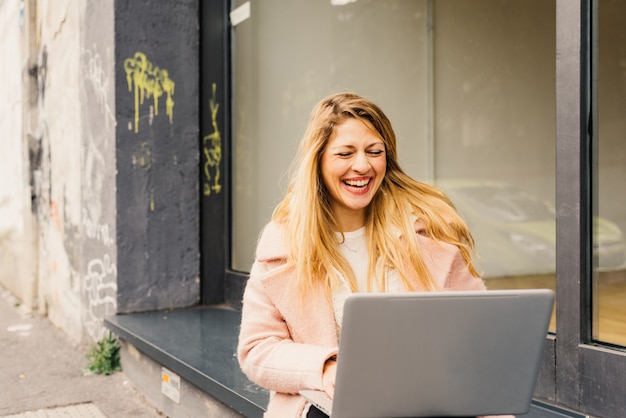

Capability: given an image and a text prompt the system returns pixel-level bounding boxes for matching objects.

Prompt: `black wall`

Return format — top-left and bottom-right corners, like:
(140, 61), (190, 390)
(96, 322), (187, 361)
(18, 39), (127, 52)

(115, 0), (200, 312)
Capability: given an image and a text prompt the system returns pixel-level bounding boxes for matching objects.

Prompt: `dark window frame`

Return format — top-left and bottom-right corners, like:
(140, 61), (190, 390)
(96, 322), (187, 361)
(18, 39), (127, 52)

(555, 1), (626, 417)
(200, 0), (250, 309)
(200, 0), (233, 306)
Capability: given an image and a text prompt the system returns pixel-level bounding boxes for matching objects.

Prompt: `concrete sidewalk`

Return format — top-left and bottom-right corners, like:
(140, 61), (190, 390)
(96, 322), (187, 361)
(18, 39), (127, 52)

(0, 288), (164, 418)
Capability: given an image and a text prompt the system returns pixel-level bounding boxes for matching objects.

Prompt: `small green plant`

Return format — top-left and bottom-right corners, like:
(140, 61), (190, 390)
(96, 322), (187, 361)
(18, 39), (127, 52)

(84, 332), (122, 375)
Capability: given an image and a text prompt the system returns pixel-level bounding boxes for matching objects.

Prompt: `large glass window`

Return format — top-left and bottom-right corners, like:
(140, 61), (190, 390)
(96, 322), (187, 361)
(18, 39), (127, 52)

(231, 0), (557, 332)
(593, 0), (626, 347)
(430, 3), (556, 327)
(232, 0), (432, 271)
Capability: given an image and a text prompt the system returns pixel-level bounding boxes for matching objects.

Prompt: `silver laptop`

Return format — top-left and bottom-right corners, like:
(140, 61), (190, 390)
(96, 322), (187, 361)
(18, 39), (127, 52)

(300, 289), (554, 418)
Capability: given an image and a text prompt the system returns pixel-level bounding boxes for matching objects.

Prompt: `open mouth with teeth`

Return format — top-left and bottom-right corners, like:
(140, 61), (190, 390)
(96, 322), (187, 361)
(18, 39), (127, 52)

(343, 178), (372, 193)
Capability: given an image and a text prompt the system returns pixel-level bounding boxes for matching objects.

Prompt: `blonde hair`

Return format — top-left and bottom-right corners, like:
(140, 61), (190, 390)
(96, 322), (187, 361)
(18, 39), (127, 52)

(272, 92), (478, 296)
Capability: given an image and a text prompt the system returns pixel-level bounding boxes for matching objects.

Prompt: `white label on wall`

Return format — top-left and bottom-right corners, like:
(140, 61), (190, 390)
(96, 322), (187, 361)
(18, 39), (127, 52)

(161, 367), (181, 404)
(230, 2), (251, 27)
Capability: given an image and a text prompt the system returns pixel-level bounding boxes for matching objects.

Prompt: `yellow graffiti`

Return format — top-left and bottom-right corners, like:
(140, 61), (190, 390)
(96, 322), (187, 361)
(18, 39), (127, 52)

(139, 142), (152, 169)
(203, 83), (222, 196)
(123, 52), (175, 133)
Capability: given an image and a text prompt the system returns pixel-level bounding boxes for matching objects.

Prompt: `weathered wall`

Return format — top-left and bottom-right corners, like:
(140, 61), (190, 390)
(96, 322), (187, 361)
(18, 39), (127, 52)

(0, 0), (23, 238)
(0, 0), (37, 308)
(79, 0), (117, 341)
(34, 0), (85, 341)
(0, 0), (200, 341)
(114, 0), (200, 313)
(32, 0), (118, 343)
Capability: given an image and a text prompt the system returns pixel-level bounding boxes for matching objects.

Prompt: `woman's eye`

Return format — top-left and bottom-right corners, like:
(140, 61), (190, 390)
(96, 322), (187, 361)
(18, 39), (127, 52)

(337, 152), (352, 157)
(368, 150), (384, 156)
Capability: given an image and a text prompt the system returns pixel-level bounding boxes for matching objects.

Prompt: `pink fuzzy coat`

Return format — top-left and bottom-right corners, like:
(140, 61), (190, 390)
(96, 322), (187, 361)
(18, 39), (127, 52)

(237, 220), (492, 418)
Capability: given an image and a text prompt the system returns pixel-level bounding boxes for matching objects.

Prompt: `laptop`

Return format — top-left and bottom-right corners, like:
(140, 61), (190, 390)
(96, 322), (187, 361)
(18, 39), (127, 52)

(300, 289), (554, 418)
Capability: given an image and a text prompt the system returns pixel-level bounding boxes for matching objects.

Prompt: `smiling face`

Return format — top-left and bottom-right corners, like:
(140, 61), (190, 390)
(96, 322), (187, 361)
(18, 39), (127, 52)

(320, 117), (387, 232)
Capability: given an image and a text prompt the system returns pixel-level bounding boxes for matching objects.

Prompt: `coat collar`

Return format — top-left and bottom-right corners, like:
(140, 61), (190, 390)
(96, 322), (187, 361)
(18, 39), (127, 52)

(255, 221), (289, 262)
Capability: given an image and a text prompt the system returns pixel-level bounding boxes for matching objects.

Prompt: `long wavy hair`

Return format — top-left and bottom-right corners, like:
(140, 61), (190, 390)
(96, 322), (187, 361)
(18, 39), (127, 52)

(272, 92), (478, 296)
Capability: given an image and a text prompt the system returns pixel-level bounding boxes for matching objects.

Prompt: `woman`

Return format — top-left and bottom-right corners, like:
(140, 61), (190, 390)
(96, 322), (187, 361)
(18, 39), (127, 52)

(237, 92), (493, 418)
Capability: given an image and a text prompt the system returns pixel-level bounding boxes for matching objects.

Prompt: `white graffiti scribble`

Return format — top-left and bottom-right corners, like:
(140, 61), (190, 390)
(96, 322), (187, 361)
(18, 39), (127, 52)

(82, 208), (113, 247)
(83, 254), (117, 341)
(82, 47), (116, 129)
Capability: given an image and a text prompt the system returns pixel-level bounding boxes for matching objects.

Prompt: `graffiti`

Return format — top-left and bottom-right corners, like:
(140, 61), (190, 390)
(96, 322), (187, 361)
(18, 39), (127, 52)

(82, 209), (113, 247)
(83, 131), (109, 228)
(83, 254), (117, 341)
(203, 83), (222, 196)
(139, 142), (152, 169)
(82, 47), (116, 129)
(130, 142), (153, 171)
(123, 52), (175, 133)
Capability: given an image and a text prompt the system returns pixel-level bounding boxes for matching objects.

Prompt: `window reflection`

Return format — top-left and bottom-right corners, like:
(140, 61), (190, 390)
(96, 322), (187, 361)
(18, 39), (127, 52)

(438, 181), (556, 279)
(594, 0), (626, 347)
(431, 1), (556, 331)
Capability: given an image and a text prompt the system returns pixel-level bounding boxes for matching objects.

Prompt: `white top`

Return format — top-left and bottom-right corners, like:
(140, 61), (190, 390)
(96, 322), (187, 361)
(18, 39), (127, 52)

(333, 227), (405, 337)
(337, 227), (369, 291)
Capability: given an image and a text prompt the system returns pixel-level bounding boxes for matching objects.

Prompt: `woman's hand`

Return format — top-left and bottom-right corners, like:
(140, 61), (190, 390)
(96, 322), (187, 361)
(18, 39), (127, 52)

(322, 358), (337, 399)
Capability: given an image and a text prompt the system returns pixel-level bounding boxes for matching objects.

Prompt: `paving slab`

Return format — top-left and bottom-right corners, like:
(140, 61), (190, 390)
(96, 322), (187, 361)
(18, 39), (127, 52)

(0, 288), (163, 418)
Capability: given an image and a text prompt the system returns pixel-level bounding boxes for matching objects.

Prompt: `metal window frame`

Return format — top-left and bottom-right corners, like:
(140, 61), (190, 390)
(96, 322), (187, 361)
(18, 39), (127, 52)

(200, 0), (251, 309)
(200, 0), (232, 305)
(556, 1), (626, 416)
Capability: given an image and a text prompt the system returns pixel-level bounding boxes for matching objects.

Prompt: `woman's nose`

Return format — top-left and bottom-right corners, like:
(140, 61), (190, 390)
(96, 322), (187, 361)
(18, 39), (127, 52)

(351, 152), (370, 172)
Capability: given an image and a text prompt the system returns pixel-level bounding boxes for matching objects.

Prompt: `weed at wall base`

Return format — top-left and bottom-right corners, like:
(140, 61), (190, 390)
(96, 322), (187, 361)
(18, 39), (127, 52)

(83, 332), (122, 376)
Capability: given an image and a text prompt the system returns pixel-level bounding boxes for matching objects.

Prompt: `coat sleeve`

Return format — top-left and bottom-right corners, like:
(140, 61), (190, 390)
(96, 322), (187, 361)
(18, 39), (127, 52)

(237, 263), (338, 395)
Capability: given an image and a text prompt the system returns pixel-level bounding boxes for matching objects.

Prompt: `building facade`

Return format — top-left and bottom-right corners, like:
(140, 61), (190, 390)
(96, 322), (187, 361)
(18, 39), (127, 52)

(1, 1), (625, 417)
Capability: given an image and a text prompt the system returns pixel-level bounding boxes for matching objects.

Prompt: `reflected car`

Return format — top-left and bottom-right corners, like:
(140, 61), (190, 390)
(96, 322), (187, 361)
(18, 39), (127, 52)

(435, 180), (626, 278)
